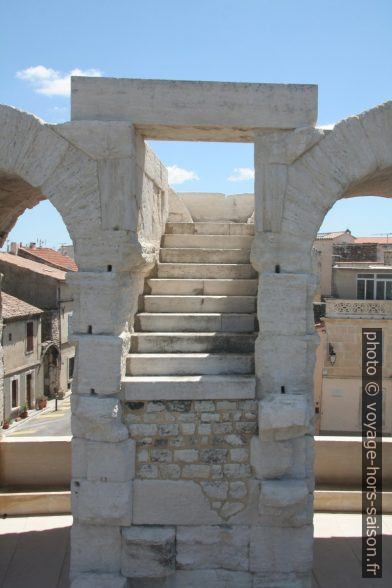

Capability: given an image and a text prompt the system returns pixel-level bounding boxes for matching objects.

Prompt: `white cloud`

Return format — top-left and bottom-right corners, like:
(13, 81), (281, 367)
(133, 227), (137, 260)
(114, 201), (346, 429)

(228, 167), (255, 182)
(16, 65), (102, 97)
(167, 165), (199, 185)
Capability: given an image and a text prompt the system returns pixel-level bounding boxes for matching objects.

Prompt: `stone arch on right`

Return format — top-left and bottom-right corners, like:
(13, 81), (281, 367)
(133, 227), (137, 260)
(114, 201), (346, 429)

(250, 100), (392, 584)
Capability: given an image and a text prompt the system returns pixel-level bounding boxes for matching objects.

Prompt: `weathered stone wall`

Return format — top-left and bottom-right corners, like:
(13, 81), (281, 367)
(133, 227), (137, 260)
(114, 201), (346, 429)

(126, 399), (257, 518)
(2, 85), (392, 588)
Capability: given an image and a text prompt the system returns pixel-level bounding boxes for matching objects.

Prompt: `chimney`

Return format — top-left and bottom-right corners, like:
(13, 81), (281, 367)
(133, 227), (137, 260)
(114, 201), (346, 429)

(10, 242), (18, 255)
(29, 242), (36, 249)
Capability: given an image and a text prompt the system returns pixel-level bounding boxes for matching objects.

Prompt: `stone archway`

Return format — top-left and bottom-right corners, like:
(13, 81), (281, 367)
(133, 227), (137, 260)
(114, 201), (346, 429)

(2, 81), (391, 587)
(0, 105), (102, 250)
(283, 101), (392, 266)
(250, 100), (392, 586)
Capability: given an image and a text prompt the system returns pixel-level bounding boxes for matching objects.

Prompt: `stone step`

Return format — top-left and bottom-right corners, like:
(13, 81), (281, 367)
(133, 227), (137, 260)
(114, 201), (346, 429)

(135, 313), (257, 333)
(165, 222), (254, 236)
(162, 234), (253, 249)
(147, 278), (258, 296)
(123, 375), (256, 400)
(157, 263), (257, 279)
(160, 248), (250, 264)
(143, 295), (256, 314)
(130, 332), (257, 353)
(126, 353), (255, 376)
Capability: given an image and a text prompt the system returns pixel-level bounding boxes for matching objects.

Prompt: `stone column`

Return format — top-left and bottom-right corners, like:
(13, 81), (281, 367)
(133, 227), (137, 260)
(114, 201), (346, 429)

(68, 248), (144, 588)
(250, 128), (323, 587)
(64, 123), (157, 588)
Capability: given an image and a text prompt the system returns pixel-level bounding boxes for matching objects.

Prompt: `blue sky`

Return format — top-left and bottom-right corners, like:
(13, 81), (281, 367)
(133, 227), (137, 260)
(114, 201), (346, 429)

(1, 0), (392, 248)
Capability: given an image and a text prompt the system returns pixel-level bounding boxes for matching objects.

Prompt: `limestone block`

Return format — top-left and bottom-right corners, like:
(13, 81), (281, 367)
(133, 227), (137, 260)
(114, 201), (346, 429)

(16, 125), (71, 188)
(253, 572), (311, 588)
(98, 157), (139, 231)
(258, 395), (311, 440)
(282, 185), (327, 242)
(71, 77), (317, 134)
(358, 102), (392, 170)
(71, 396), (128, 443)
(173, 570), (252, 587)
(73, 229), (155, 273)
(168, 189), (193, 223)
(70, 522), (121, 575)
(286, 160), (335, 214)
(72, 479), (132, 525)
(254, 163), (287, 233)
(255, 127), (324, 165)
(126, 571), (252, 587)
(249, 525), (313, 573)
(54, 120), (136, 159)
(250, 436), (312, 481)
(71, 574), (127, 588)
(176, 525), (249, 571)
(121, 526), (175, 577)
(136, 137), (169, 191)
(250, 436), (292, 478)
(311, 115), (379, 192)
(133, 480), (222, 524)
(257, 274), (317, 336)
(260, 480), (308, 507)
(72, 437), (88, 478)
(68, 271), (143, 335)
(87, 439), (135, 482)
(178, 193), (254, 224)
(41, 145), (101, 237)
(72, 334), (129, 394)
(255, 334), (319, 396)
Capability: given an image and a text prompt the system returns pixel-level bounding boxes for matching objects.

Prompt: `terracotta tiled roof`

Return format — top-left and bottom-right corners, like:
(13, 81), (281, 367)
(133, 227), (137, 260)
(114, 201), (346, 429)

(0, 252), (66, 280)
(1, 291), (43, 320)
(19, 247), (78, 271)
(355, 237), (392, 244)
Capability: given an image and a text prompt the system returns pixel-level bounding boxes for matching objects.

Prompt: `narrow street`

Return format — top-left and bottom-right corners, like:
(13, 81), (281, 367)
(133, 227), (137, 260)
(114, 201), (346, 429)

(5, 396), (71, 437)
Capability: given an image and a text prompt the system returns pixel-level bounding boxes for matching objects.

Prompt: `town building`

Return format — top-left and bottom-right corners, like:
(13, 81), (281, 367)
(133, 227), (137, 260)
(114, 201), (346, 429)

(314, 235), (392, 435)
(0, 252), (75, 399)
(14, 242), (77, 271)
(1, 292), (43, 421)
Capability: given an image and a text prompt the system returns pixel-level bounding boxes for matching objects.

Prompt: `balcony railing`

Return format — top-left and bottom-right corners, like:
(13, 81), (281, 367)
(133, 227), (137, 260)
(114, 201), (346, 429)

(325, 298), (392, 319)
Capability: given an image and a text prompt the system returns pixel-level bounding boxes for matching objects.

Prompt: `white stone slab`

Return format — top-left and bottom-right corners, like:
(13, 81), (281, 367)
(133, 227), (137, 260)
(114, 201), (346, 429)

(249, 525), (313, 573)
(71, 574), (127, 588)
(123, 375), (256, 400)
(72, 479), (132, 525)
(176, 525), (249, 571)
(133, 480), (222, 524)
(71, 78), (317, 139)
(71, 522), (121, 575)
(121, 526), (176, 578)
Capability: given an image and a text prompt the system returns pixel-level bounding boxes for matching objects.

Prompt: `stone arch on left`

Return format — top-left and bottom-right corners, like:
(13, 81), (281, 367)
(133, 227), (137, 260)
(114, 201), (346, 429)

(0, 104), (159, 588)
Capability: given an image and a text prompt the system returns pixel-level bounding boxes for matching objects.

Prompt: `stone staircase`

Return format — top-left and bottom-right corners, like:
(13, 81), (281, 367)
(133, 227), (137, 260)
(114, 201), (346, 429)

(124, 222), (258, 400)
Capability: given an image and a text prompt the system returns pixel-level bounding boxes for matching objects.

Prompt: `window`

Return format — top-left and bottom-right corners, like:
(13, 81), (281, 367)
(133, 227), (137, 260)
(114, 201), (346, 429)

(68, 356), (75, 380)
(26, 372), (34, 409)
(26, 321), (34, 352)
(8, 332), (12, 342)
(357, 274), (392, 300)
(11, 379), (18, 408)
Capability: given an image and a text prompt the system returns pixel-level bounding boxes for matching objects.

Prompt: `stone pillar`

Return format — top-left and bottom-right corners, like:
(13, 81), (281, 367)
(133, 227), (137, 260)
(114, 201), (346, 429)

(64, 122), (160, 588)
(68, 262), (141, 588)
(250, 128), (323, 587)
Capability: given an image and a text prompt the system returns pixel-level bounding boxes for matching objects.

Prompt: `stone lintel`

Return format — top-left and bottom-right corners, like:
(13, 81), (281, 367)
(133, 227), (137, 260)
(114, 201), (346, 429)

(71, 78), (318, 138)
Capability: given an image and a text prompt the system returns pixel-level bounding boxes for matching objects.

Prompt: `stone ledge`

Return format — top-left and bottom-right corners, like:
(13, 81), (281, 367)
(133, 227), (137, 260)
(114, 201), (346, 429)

(122, 375), (256, 400)
(71, 573), (127, 588)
